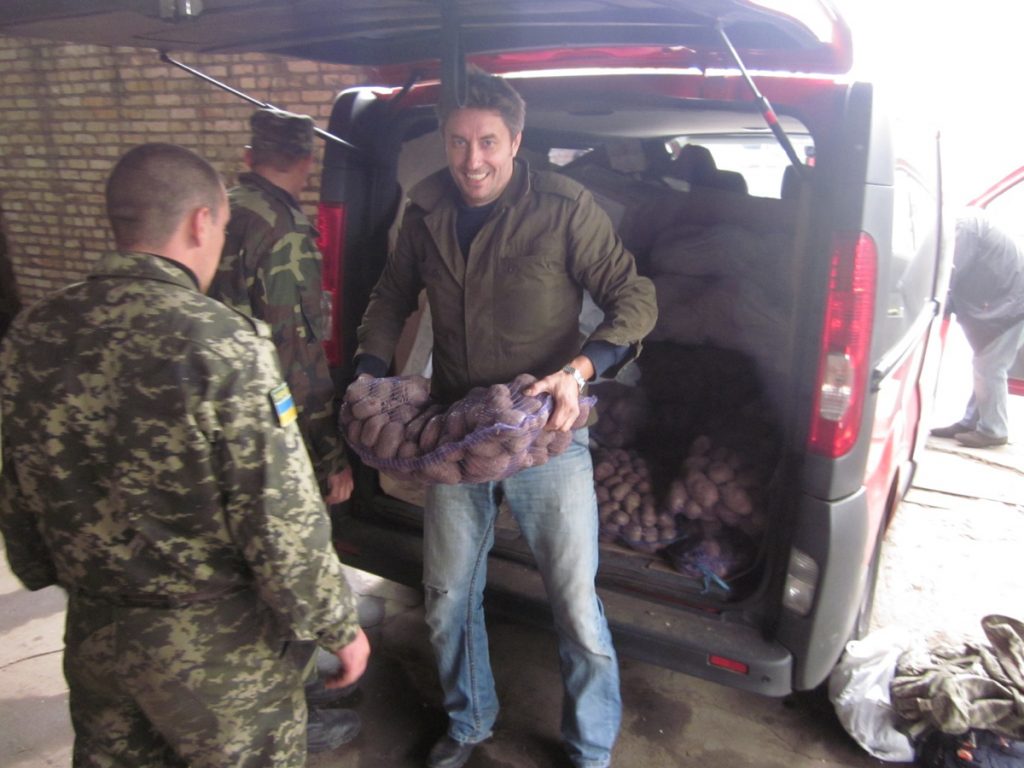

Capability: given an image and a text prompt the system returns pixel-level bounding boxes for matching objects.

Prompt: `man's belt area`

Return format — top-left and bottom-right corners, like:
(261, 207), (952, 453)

(68, 583), (250, 609)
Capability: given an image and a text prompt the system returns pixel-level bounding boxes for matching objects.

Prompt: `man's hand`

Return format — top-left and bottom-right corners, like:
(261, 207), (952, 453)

(324, 466), (354, 505)
(524, 357), (594, 432)
(325, 627), (371, 690)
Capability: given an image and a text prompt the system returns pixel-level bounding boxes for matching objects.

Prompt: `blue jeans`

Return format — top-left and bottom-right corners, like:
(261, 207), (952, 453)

(423, 429), (621, 768)
(959, 317), (1024, 439)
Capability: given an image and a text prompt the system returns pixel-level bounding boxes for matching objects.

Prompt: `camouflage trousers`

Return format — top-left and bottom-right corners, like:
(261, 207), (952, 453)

(64, 591), (314, 767)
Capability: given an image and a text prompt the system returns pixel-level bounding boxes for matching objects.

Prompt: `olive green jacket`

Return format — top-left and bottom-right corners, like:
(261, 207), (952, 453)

(357, 160), (657, 402)
(0, 252), (359, 651)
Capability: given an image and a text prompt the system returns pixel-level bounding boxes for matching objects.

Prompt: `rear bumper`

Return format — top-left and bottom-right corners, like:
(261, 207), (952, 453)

(335, 508), (794, 697)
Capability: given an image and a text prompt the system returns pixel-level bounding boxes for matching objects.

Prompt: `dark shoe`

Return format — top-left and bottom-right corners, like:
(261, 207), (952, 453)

(930, 421), (971, 438)
(427, 735), (480, 768)
(304, 676), (361, 707)
(954, 430), (1008, 448)
(307, 707), (361, 753)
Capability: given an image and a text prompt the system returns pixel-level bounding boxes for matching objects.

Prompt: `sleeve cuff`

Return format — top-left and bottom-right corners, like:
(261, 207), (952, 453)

(581, 340), (630, 379)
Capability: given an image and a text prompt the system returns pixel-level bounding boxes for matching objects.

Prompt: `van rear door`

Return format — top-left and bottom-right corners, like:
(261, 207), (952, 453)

(1, 0), (853, 76)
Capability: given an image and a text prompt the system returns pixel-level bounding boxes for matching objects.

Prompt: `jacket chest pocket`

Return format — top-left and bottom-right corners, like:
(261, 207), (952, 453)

(499, 239), (570, 292)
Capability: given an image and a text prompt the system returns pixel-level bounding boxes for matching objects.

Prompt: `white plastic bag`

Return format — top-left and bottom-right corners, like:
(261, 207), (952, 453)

(827, 626), (916, 762)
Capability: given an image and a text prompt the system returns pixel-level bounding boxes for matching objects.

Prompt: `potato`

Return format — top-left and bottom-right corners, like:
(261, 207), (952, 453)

(664, 479), (688, 513)
(488, 383), (512, 401)
(501, 433), (533, 454)
(419, 414), (444, 452)
(640, 508), (657, 527)
(345, 375), (373, 403)
(375, 421), (405, 460)
(593, 461), (615, 482)
(685, 471), (719, 509)
(612, 510), (631, 526)
(442, 409), (467, 440)
(464, 452), (511, 482)
(467, 438), (505, 459)
(657, 512), (677, 529)
(533, 429), (555, 448)
(526, 444), (550, 467)
(570, 404), (591, 430)
(595, 485), (610, 503)
(623, 492), (642, 515)
(714, 501), (740, 527)
(598, 501), (618, 519)
(397, 440), (420, 459)
(682, 500), (703, 520)
(510, 372), (538, 392)
(707, 461), (734, 485)
(548, 430), (572, 454)
(720, 482), (754, 516)
(367, 377), (395, 403)
(610, 482), (632, 502)
(401, 375), (432, 406)
(351, 396), (384, 420)
(405, 403), (443, 443)
(389, 403), (421, 425)
(417, 460), (463, 485)
(356, 412), (387, 448)
(345, 418), (362, 446)
(496, 408), (527, 427)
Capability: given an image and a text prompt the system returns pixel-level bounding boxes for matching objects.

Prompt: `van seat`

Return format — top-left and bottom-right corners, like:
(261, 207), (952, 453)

(666, 143), (747, 194)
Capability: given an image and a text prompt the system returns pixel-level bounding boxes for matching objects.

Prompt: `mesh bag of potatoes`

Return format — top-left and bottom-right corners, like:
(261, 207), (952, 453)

(341, 373), (595, 485)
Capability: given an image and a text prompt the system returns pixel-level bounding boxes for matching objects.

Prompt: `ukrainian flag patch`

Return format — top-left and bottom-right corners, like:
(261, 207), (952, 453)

(270, 383), (298, 427)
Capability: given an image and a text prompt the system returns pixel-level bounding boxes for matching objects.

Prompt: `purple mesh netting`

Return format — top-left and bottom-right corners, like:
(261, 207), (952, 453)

(341, 373), (595, 485)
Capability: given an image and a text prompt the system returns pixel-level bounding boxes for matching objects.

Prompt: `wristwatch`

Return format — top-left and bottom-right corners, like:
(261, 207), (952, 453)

(562, 364), (587, 393)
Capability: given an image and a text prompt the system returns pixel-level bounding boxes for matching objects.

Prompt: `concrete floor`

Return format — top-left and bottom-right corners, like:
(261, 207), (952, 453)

(1, 326), (1021, 767)
(0, 558), (884, 768)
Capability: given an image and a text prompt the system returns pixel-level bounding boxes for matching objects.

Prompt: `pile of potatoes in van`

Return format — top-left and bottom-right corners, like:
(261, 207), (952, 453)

(589, 341), (778, 585)
(341, 373), (592, 485)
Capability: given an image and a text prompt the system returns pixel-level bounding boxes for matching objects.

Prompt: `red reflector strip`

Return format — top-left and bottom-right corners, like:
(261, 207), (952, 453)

(708, 655), (749, 675)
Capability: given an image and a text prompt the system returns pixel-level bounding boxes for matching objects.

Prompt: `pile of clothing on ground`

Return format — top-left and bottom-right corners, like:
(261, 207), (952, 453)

(830, 615), (1024, 766)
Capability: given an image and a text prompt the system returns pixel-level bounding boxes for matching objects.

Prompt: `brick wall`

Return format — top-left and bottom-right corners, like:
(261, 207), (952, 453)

(0, 36), (368, 304)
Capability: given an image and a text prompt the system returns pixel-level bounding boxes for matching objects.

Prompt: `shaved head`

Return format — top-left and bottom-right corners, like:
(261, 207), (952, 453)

(106, 143), (224, 250)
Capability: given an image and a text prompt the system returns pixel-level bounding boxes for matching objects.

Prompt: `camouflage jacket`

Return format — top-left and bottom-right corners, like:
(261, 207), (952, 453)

(210, 172), (343, 491)
(0, 252), (359, 651)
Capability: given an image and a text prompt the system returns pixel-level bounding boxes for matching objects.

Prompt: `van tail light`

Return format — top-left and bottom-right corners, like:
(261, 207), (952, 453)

(316, 202), (346, 367)
(808, 232), (877, 458)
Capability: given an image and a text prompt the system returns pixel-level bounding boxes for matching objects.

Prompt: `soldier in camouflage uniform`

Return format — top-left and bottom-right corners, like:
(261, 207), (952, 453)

(0, 143), (370, 767)
(210, 108), (351, 505)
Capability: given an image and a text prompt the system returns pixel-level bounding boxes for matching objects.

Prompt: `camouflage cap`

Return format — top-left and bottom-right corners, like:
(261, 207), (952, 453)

(249, 108), (315, 156)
